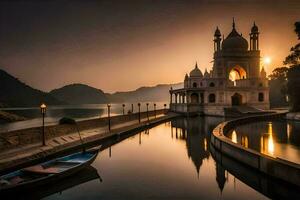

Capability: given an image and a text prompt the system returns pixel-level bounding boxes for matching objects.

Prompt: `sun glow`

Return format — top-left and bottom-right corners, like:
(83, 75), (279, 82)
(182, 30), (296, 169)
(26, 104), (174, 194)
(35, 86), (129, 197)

(263, 56), (271, 65)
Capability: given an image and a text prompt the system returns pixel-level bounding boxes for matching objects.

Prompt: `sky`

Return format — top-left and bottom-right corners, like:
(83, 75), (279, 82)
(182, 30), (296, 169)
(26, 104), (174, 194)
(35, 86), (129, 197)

(0, 0), (299, 93)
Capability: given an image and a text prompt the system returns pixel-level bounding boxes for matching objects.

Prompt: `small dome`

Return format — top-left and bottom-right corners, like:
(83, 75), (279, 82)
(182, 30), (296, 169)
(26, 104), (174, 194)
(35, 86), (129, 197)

(251, 22), (259, 33)
(214, 26), (221, 37)
(222, 28), (248, 51)
(190, 63), (203, 77)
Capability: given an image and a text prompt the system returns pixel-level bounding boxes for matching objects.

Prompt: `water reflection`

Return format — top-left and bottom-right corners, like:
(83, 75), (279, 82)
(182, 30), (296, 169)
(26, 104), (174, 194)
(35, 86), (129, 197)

(227, 120), (300, 163)
(6, 116), (291, 200)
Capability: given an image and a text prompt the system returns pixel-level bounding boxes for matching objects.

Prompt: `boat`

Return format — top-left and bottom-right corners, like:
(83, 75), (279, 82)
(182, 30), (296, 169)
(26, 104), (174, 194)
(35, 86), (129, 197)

(4, 166), (101, 199)
(0, 145), (101, 193)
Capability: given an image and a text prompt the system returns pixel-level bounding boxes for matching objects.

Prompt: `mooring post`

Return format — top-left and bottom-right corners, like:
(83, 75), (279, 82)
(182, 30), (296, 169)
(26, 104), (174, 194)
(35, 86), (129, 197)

(138, 103), (141, 123)
(107, 104), (111, 131)
(146, 103), (149, 122)
(154, 103), (156, 118)
(122, 104), (125, 115)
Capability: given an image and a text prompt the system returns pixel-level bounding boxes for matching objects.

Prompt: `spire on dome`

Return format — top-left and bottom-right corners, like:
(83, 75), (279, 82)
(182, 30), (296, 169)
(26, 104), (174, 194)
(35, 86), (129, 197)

(214, 26), (221, 37)
(204, 68), (210, 78)
(195, 62), (198, 68)
(232, 17), (235, 29)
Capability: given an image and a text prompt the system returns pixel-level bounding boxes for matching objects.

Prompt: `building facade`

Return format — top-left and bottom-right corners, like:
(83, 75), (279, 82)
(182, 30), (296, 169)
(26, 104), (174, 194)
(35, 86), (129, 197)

(170, 20), (270, 116)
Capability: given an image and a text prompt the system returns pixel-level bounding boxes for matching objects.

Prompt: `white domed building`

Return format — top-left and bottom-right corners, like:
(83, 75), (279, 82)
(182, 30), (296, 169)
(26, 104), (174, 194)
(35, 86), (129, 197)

(169, 20), (270, 116)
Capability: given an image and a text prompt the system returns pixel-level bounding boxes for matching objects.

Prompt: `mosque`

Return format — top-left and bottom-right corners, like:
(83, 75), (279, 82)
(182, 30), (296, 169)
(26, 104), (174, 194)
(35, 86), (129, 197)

(169, 19), (270, 116)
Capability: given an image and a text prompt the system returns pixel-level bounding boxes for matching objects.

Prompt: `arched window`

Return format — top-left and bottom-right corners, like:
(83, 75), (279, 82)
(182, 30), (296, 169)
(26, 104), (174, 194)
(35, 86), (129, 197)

(229, 66), (247, 81)
(208, 93), (216, 103)
(193, 82), (197, 88)
(191, 93), (199, 103)
(209, 82), (215, 87)
(258, 92), (264, 102)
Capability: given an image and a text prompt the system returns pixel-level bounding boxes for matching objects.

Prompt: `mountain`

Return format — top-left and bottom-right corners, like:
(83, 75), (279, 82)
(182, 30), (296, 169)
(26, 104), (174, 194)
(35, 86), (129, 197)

(50, 84), (108, 104)
(107, 83), (183, 103)
(0, 69), (64, 107)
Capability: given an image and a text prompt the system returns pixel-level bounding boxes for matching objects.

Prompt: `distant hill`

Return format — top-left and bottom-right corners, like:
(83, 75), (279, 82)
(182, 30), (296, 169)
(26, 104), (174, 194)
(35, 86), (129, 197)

(0, 69), (64, 107)
(107, 83), (183, 103)
(50, 84), (108, 104)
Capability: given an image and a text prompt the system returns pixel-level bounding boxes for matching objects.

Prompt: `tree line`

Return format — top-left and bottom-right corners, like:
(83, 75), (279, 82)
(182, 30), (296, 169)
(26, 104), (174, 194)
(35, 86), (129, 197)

(269, 22), (300, 112)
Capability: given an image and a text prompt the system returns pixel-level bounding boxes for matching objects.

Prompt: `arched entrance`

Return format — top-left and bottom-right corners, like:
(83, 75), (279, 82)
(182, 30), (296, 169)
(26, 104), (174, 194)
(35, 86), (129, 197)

(231, 93), (242, 106)
(229, 66), (247, 84)
(190, 93), (199, 104)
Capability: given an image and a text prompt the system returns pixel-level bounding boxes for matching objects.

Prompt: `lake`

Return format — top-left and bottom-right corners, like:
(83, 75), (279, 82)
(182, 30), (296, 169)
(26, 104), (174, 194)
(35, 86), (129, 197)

(0, 102), (168, 132)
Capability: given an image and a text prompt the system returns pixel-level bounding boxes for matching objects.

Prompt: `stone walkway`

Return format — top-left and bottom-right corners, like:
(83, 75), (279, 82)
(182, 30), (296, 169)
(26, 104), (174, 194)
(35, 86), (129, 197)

(0, 113), (177, 173)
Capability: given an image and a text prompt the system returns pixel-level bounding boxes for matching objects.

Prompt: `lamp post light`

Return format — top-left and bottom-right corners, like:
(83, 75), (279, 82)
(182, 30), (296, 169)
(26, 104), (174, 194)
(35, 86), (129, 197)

(146, 103), (149, 122)
(107, 104), (111, 131)
(154, 103), (156, 118)
(40, 103), (47, 146)
(138, 103), (141, 123)
(122, 104), (125, 115)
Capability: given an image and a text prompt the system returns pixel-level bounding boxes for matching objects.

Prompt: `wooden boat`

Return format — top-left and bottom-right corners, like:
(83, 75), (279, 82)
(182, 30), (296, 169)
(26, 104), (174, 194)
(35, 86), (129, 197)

(4, 166), (101, 199)
(0, 145), (101, 193)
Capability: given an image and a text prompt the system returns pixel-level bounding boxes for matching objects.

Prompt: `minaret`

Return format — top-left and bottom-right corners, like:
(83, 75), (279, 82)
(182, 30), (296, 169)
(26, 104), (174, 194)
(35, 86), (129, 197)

(250, 22), (259, 51)
(214, 26), (222, 52)
(184, 73), (189, 88)
(260, 66), (267, 78)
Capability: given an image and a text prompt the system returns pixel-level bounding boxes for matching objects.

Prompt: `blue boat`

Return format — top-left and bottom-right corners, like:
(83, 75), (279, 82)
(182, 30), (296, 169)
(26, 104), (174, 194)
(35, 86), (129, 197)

(0, 145), (101, 193)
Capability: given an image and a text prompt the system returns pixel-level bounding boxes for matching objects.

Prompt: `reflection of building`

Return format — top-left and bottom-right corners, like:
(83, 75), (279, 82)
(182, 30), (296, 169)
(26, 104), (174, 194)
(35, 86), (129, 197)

(170, 19), (269, 116)
(171, 117), (210, 176)
(216, 162), (227, 192)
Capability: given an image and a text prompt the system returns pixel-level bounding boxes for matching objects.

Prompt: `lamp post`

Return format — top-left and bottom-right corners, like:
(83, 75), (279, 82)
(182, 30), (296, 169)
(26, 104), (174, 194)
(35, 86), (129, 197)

(122, 104), (125, 115)
(164, 104), (167, 114)
(131, 104), (134, 113)
(40, 103), (47, 146)
(138, 103), (141, 123)
(146, 103), (149, 122)
(107, 104), (111, 131)
(154, 103), (156, 118)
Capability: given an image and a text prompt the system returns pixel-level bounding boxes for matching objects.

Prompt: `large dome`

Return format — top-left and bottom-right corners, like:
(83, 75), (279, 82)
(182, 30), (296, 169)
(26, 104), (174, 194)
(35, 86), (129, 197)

(190, 63), (203, 77)
(222, 28), (248, 51)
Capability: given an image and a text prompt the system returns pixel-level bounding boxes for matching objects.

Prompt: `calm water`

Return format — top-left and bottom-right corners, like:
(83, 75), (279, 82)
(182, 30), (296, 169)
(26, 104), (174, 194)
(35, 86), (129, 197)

(227, 120), (300, 164)
(36, 116), (268, 200)
(6, 117), (300, 199)
(0, 102), (167, 132)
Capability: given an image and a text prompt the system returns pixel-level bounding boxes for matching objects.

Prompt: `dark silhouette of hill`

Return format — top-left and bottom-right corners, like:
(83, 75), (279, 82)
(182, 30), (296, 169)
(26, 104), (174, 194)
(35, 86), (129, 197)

(1, 69), (182, 106)
(50, 84), (108, 104)
(107, 83), (183, 103)
(0, 69), (64, 107)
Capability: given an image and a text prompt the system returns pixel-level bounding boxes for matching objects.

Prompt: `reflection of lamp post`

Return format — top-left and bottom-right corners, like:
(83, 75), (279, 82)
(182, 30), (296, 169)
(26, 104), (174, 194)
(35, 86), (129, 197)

(146, 103), (149, 122)
(154, 103), (156, 118)
(40, 103), (47, 146)
(107, 104), (111, 131)
(138, 103), (141, 123)
(122, 104), (125, 115)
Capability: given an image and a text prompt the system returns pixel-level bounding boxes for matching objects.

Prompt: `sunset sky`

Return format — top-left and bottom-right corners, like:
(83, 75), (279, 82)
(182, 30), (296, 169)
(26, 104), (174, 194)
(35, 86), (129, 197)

(0, 0), (299, 93)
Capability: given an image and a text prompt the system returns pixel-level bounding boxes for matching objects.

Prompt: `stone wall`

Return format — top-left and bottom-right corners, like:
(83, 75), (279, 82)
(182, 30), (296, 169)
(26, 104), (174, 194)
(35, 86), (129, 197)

(210, 112), (300, 187)
(0, 109), (167, 151)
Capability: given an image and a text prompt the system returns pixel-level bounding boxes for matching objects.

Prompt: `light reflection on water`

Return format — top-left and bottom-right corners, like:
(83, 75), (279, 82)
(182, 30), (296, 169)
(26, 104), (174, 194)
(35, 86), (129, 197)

(227, 120), (300, 164)
(38, 116), (270, 200)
